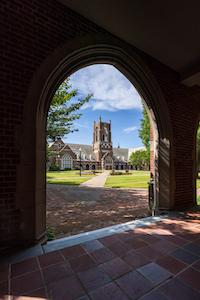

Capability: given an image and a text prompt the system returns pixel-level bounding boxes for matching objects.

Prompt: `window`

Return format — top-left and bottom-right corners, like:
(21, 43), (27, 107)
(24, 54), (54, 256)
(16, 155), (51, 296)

(61, 154), (72, 169)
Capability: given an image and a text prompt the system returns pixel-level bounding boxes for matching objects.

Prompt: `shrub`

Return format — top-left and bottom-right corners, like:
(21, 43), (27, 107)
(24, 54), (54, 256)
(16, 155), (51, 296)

(49, 164), (60, 171)
(110, 171), (132, 176)
(46, 226), (55, 241)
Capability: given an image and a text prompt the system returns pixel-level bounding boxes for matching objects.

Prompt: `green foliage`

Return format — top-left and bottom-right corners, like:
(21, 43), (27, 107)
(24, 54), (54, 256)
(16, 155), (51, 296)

(46, 226), (55, 241)
(46, 146), (54, 163)
(110, 171), (132, 175)
(49, 164), (60, 171)
(129, 149), (150, 170)
(139, 105), (150, 150)
(47, 79), (92, 142)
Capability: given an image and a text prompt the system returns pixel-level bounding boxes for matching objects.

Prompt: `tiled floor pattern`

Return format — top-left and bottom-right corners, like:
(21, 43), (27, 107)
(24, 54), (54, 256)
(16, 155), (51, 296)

(1, 211), (200, 299)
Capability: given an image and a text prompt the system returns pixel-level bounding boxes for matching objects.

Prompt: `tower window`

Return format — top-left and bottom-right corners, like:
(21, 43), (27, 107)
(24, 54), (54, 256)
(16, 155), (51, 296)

(96, 128), (98, 142)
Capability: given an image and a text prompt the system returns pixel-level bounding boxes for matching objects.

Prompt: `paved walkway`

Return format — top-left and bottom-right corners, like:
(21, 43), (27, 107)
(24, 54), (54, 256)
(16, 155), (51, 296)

(2, 210), (200, 299)
(46, 185), (148, 238)
(80, 170), (110, 188)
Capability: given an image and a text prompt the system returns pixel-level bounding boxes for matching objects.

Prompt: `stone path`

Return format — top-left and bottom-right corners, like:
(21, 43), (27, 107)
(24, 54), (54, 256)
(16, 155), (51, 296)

(80, 170), (110, 188)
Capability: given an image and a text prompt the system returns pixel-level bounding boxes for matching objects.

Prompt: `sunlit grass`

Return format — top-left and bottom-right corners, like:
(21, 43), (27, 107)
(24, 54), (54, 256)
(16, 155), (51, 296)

(47, 170), (95, 185)
(105, 171), (150, 188)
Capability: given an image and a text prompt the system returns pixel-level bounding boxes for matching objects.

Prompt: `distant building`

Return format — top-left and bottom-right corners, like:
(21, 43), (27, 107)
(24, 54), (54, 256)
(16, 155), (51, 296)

(49, 118), (144, 170)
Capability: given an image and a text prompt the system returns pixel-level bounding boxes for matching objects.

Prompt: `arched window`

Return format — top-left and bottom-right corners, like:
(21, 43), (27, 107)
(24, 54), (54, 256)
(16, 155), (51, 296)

(96, 129), (98, 142)
(61, 154), (72, 170)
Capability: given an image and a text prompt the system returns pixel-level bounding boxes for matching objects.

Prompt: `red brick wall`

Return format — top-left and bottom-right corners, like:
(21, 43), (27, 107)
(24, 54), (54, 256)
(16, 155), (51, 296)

(141, 54), (200, 209)
(0, 0), (102, 249)
(1, 0), (200, 248)
(150, 127), (154, 177)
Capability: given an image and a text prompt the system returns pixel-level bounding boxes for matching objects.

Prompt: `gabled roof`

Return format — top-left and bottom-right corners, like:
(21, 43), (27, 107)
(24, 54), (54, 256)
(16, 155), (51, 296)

(113, 147), (129, 161)
(50, 140), (145, 162)
(67, 143), (96, 160)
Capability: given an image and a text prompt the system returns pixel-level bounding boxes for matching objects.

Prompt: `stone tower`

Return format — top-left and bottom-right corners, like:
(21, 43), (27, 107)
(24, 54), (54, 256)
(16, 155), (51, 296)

(93, 117), (113, 162)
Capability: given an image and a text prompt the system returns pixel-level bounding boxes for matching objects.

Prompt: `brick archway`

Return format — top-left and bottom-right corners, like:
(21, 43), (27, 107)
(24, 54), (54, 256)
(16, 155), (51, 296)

(195, 118), (200, 198)
(21, 34), (174, 244)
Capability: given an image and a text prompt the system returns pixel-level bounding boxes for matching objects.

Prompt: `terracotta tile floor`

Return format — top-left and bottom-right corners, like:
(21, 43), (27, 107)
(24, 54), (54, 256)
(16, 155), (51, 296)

(1, 211), (200, 299)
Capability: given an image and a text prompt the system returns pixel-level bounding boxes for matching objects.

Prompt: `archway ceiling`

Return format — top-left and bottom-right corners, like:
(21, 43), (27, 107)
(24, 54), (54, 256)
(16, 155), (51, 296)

(58, 0), (200, 87)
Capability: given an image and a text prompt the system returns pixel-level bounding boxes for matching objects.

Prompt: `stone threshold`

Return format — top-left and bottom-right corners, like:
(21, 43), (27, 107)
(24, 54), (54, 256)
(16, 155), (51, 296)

(2, 212), (178, 264)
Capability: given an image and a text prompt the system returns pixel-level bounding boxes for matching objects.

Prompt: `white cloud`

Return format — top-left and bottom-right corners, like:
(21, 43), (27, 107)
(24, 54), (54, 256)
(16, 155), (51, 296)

(123, 126), (138, 133)
(69, 64), (142, 111)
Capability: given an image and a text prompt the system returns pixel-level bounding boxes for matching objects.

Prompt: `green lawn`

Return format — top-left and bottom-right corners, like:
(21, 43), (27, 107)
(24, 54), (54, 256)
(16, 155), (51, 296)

(47, 170), (95, 185)
(105, 171), (150, 188)
(196, 178), (200, 205)
(197, 195), (200, 205)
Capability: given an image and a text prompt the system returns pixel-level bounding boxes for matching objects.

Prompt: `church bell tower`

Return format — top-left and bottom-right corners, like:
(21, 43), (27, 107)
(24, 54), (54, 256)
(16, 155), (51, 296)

(93, 117), (113, 161)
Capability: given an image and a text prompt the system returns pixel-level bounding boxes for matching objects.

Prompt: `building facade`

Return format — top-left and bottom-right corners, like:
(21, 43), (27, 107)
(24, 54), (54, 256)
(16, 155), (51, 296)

(49, 118), (143, 170)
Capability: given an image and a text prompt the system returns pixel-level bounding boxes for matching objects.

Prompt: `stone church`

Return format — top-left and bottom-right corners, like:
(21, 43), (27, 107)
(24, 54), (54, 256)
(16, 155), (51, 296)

(49, 117), (142, 171)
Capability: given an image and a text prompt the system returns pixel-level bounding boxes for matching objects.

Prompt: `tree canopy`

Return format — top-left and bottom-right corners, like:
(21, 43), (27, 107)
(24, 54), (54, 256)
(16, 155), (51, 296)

(138, 105), (150, 150)
(47, 79), (92, 142)
(129, 149), (150, 170)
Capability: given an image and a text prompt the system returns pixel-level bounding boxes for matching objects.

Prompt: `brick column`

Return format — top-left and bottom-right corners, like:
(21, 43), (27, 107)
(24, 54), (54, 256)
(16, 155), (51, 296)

(150, 126), (154, 177)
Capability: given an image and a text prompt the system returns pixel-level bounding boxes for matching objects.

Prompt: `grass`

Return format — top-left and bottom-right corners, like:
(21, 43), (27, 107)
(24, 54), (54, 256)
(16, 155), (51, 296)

(105, 170), (150, 188)
(47, 170), (200, 197)
(47, 170), (95, 185)
(197, 195), (200, 205)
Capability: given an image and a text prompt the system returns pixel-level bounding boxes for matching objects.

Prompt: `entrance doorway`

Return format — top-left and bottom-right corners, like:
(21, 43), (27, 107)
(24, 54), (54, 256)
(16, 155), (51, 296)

(46, 64), (156, 240)
(31, 38), (172, 243)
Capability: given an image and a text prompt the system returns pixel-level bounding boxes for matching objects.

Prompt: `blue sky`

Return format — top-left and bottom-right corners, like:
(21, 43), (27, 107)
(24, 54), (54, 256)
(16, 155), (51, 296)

(64, 64), (144, 148)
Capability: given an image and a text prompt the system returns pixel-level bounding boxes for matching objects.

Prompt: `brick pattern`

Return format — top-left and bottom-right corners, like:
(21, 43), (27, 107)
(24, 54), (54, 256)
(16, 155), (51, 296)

(1, 0), (200, 247)
(150, 127), (154, 177)
(140, 53), (200, 209)
(0, 0), (102, 247)
(1, 212), (200, 299)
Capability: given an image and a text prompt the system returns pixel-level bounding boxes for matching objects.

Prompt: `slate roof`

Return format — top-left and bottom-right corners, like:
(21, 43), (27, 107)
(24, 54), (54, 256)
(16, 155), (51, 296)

(54, 141), (145, 162)
(65, 143), (130, 162)
(113, 148), (129, 161)
(67, 143), (96, 160)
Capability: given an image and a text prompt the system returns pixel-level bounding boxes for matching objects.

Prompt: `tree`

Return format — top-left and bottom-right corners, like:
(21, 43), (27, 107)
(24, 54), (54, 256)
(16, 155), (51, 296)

(129, 149), (150, 170)
(138, 105), (150, 151)
(47, 79), (92, 142)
